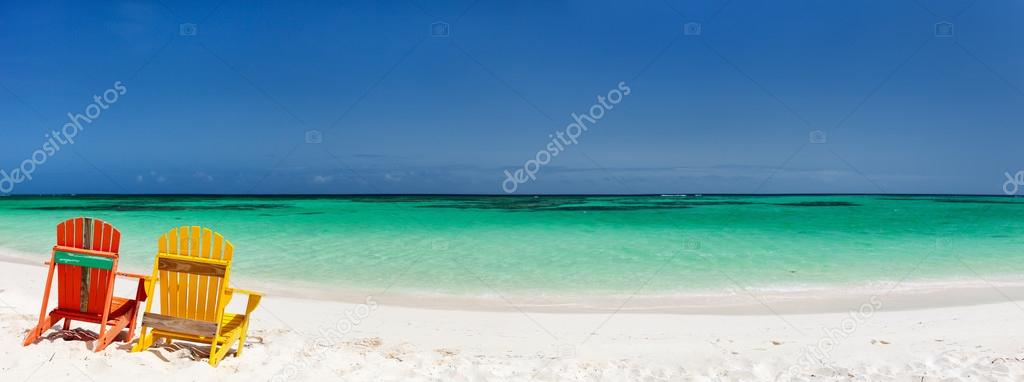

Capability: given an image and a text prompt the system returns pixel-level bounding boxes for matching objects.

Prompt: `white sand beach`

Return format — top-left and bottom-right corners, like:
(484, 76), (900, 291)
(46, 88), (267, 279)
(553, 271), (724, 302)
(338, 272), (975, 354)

(2, 258), (1024, 381)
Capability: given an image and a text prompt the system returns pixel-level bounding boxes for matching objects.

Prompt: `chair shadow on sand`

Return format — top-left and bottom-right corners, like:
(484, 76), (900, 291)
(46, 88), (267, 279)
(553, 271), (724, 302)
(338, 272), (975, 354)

(30, 326), (235, 363)
(43, 328), (99, 343)
(36, 328), (104, 351)
(130, 339), (237, 363)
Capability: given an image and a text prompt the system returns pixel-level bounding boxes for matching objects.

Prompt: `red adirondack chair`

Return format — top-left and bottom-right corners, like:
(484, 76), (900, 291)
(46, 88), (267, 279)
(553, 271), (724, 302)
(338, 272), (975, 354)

(22, 217), (148, 352)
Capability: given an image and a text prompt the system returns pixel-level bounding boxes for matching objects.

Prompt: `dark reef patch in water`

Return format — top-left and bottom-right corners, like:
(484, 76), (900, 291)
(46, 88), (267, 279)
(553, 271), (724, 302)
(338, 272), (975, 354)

(418, 202), (582, 211)
(616, 200), (759, 206)
(414, 197), (706, 211)
(18, 203), (288, 212)
(537, 205), (693, 212)
(776, 201), (860, 207)
(345, 195), (511, 204)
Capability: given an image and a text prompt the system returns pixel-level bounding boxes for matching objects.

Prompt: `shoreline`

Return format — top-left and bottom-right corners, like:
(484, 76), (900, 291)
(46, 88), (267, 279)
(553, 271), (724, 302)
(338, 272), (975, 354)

(253, 275), (1024, 314)
(4, 252), (1022, 315)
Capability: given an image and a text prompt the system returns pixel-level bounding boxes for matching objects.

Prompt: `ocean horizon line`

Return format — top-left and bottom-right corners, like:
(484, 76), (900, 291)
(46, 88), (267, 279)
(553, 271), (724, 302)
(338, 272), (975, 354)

(0, 192), (1018, 198)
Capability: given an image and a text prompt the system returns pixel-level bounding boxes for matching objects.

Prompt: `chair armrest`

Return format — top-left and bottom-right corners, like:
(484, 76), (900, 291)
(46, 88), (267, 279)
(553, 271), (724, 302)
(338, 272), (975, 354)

(116, 271), (149, 279)
(118, 273), (150, 302)
(226, 287), (263, 315)
(227, 287), (264, 297)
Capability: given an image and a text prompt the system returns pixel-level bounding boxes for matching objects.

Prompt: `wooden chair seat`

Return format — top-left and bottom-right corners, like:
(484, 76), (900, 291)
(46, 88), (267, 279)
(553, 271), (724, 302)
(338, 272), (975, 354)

(52, 296), (135, 323)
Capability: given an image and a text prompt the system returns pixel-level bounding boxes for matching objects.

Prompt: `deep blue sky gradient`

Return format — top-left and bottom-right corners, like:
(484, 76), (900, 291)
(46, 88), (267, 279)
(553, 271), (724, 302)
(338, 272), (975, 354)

(1, 0), (1022, 194)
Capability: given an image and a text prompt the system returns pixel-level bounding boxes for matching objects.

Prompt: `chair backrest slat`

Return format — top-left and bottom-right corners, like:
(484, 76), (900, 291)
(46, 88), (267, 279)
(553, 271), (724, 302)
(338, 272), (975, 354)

(176, 227), (188, 318)
(196, 228), (212, 321)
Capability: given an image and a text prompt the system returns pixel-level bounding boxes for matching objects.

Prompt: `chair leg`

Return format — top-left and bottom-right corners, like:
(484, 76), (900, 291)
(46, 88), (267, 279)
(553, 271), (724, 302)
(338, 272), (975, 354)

(124, 303), (139, 343)
(124, 326), (136, 343)
(209, 331), (240, 367)
(131, 329), (153, 352)
(62, 320), (71, 331)
(27, 259), (57, 346)
(22, 313), (60, 346)
(236, 320), (249, 357)
(208, 341), (220, 367)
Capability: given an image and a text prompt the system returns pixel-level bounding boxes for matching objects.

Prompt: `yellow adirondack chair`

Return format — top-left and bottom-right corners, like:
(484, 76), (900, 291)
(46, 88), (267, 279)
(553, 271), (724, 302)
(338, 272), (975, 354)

(131, 226), (262, 366)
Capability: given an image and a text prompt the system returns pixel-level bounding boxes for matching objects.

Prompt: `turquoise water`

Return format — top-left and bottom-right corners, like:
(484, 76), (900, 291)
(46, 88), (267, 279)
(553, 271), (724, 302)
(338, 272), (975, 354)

(0, 195), (1022, 296)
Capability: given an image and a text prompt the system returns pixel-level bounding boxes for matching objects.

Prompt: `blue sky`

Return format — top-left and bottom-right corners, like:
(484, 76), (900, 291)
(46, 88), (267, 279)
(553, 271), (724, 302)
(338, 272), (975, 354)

(1, 0), (1022, 195)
